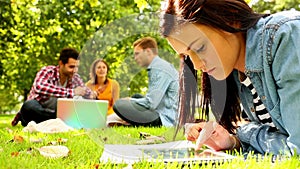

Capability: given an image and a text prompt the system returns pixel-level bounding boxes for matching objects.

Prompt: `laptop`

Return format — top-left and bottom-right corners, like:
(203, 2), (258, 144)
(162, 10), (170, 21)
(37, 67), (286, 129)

(57, 98), (108, 129)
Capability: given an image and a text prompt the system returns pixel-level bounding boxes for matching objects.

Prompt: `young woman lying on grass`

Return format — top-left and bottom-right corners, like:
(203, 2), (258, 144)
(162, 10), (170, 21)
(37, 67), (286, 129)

(160, 0), (300, 156)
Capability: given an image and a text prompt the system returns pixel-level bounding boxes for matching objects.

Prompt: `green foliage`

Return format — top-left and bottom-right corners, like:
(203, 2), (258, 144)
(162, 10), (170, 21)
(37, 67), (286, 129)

(1, 0), (300, 112)
(0, 90), (20, 113)
(248, 0), (300, 13)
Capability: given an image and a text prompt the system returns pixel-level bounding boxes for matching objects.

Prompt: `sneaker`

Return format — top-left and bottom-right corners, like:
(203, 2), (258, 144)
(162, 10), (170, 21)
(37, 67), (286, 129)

(11, 112), (21, 126)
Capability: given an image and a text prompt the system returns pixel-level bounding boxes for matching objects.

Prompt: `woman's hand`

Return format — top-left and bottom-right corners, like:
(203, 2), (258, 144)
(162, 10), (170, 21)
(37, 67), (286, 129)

(184, 123), (205, 141)
(90, 91), (98, 99)
(203, 123), (237, 151)
(185, 122), (239, 151)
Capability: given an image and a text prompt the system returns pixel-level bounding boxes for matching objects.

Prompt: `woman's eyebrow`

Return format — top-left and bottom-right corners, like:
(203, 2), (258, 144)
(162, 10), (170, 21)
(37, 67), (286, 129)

(187, 38), (200, 51)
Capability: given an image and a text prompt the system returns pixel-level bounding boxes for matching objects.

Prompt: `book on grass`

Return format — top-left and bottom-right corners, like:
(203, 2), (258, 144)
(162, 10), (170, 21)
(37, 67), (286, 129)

(100, 140), (236, 164)
(106, 113), (131, 127)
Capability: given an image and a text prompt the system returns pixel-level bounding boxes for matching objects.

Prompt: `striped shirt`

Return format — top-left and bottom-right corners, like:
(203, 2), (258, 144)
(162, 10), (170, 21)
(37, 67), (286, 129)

(241, 76), (276, 129)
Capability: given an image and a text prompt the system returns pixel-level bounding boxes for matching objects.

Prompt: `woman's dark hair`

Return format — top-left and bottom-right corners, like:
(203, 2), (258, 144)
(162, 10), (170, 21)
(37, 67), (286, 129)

(177, 55), (242, 134)
(160, 0), (266, 133)
(90, 59), (109, 85)
(177, 54), (200, 126)
(161, 0), (268, 36)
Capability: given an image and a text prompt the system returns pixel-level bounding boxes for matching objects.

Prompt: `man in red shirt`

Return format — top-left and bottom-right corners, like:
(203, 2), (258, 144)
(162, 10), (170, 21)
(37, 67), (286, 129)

(11, 47), (92, 126)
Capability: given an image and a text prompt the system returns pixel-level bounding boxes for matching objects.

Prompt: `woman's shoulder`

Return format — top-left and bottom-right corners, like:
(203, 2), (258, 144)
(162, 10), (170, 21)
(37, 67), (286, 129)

(262, 10), (300, 27)
(271, 10), (300, 19)
(108, 78), (120, 87)
(107, 78), (118, 83)
(85, 80), (94, 87)
(248, 10), (300, 51)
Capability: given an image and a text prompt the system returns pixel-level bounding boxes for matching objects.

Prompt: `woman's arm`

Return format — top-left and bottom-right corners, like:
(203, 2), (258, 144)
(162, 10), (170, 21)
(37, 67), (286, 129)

(112, 80), (120, 102)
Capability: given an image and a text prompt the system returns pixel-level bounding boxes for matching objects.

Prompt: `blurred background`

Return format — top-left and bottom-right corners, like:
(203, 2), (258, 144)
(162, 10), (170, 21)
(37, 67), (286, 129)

(0, 0), (299, 114)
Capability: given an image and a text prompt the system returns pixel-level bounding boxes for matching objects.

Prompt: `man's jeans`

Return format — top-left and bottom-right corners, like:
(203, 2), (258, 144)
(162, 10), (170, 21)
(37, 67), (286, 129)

(19, 99), (56, 126)
(113, 94), (162, 127)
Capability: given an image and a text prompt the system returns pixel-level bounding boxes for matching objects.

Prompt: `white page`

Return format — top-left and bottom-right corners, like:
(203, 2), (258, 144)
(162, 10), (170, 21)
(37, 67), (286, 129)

(100, 140), (235, 164)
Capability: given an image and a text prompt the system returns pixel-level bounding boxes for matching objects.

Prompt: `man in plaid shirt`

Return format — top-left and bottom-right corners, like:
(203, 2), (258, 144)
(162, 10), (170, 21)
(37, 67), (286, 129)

(11, 47), (92, 126)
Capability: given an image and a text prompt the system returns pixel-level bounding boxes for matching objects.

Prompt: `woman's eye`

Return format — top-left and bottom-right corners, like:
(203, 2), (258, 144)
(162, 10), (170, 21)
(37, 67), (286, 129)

(195, 45), (205, 53)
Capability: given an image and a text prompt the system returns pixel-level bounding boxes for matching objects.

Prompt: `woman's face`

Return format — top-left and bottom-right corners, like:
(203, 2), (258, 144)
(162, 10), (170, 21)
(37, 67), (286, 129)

(167, 23), (243, 80)
(95, 61), (108, 78)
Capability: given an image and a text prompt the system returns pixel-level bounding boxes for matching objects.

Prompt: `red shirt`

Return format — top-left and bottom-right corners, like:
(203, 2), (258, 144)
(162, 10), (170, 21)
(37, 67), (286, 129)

(27, 65), (91, 103)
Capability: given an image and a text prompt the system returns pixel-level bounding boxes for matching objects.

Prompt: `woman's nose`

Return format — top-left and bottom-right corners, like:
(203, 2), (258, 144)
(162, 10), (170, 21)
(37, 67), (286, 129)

(193, 58), (207, 71)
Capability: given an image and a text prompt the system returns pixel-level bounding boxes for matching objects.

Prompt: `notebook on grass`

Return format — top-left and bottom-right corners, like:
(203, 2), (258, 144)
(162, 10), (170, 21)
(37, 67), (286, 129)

(100, 140), (236, 164)
(57, 98), (108, 129)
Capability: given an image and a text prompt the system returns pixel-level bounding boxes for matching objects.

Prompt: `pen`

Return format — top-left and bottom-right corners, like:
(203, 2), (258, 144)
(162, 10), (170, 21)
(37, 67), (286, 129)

(195, 121), (217, 150)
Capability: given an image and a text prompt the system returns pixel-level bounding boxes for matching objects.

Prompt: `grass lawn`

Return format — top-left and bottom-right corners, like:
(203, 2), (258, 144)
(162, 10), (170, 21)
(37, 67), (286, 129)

(0, 114), (299, 169)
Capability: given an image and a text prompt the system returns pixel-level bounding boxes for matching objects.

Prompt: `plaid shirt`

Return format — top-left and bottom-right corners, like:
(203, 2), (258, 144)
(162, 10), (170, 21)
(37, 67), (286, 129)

(27, 65), (91, 103)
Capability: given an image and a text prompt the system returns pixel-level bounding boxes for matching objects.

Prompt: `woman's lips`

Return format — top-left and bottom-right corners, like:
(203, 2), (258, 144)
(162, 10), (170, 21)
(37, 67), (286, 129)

(207, 68), (215, 75)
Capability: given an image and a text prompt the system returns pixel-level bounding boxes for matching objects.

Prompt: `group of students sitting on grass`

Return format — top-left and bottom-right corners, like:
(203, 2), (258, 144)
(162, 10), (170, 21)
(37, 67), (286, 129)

(11, 36), (179, 128)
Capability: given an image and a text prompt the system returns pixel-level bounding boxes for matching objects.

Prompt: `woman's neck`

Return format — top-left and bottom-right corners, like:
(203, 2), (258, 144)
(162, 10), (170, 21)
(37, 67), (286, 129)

(234, 32), (246, 72)
(96, 76), (106, 85)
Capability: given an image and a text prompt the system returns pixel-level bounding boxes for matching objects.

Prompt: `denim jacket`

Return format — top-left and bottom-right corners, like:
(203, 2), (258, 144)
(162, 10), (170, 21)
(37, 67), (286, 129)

(235, 10), (300, 155)
(132, 56), (179, 127)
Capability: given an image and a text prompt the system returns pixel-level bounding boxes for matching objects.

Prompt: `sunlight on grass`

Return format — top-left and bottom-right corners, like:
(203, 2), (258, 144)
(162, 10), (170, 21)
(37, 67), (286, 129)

(1, 114), (300, 169)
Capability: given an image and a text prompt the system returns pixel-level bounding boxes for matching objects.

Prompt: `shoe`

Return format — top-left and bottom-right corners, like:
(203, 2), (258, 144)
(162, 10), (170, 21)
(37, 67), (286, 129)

(11, 112), (21, 126)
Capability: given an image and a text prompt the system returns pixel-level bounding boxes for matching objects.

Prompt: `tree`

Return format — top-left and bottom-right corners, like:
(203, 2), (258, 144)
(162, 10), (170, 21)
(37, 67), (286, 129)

(1, 0), (299, 113)
(248, 0), (300, 13)
(0, 0), (176, 113)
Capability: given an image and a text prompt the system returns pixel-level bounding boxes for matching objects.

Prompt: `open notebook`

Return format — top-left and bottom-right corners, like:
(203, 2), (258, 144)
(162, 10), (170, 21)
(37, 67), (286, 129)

(57, 98), (108, 129)
(100, 140), (236, 164)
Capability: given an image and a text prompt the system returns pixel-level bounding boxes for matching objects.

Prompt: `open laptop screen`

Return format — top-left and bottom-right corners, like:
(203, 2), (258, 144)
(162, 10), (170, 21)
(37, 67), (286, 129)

(57, 98), (108, 129)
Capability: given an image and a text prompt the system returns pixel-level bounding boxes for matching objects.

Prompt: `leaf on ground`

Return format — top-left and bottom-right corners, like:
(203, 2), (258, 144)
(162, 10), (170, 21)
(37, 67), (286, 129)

(47, 138), (68, 145)
(47, 141), (57, 145)
(26, 147), (34, 154)
(57, 138), (68, 144)
(13, 135), (24, 143)
(136, 131), (166, 145)
(11, 152), (19, 157)
(92, 164), (101, 169)
(139, 132), (151, 139)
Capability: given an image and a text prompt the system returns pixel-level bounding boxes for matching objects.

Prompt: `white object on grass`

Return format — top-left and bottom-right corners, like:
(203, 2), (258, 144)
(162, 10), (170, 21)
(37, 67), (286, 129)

(38, 145), (70, 158)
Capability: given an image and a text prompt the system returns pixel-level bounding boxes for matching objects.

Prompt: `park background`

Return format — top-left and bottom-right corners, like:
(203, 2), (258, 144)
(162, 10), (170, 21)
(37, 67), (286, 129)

(1, 0), (300, 114)
(0, 0), (300, 114)
(1, 0), (300, 168)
